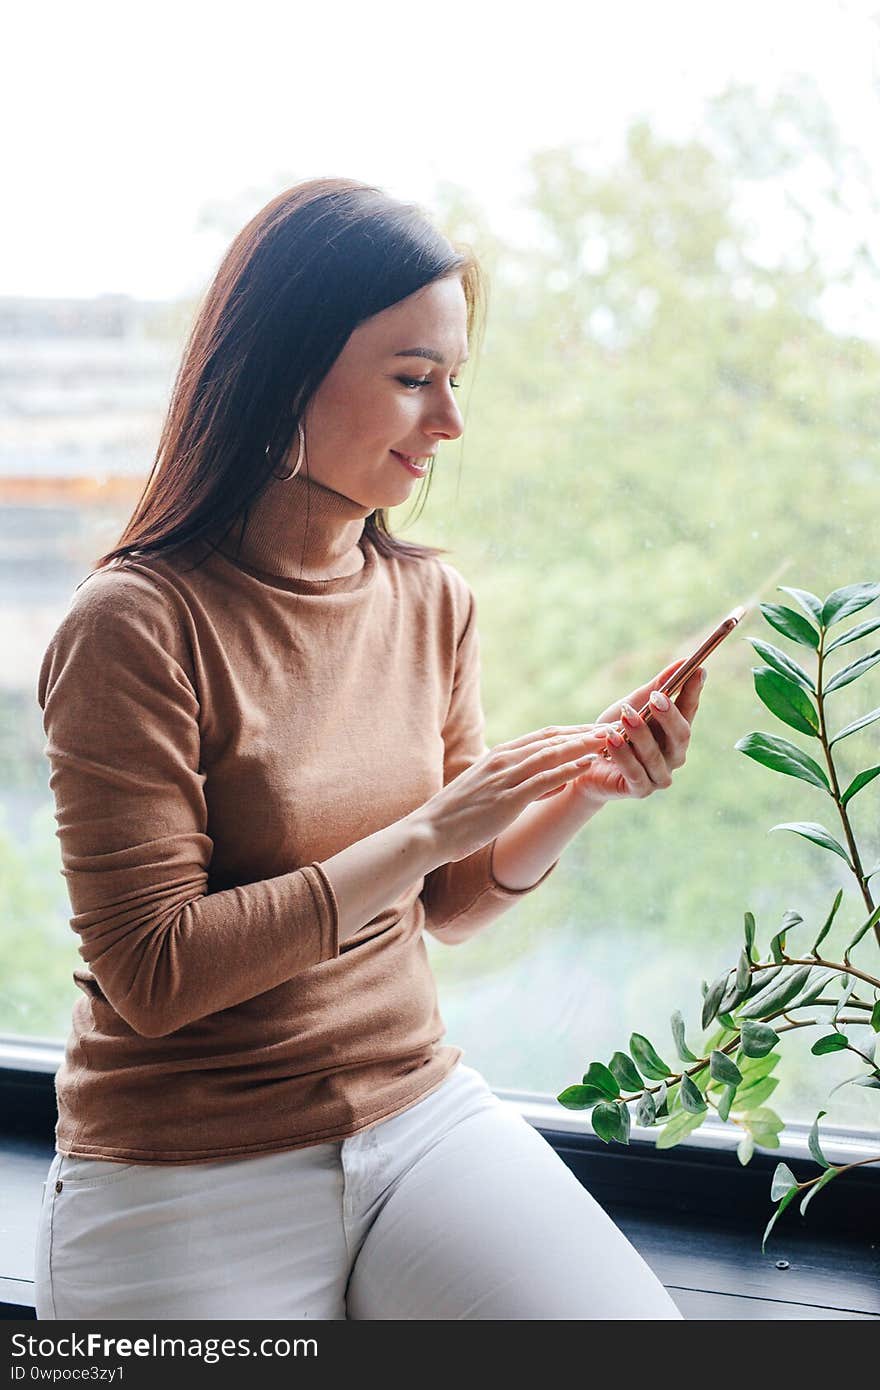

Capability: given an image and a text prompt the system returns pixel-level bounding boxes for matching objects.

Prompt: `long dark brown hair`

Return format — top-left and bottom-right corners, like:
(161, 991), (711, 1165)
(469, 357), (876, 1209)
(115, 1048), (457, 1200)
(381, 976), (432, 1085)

(94, 177), (487, 571)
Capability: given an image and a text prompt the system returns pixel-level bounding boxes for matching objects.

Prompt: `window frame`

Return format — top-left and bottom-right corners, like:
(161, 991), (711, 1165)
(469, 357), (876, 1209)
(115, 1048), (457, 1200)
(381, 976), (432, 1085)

(2, 1036), (876, 1237)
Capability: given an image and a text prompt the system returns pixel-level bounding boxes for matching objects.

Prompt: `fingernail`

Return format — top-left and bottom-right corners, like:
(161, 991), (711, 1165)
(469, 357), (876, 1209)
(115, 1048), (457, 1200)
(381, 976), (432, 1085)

(649, 690), (670, 711)
(607, 728), (624, 747)
(621, 702), (640, 727)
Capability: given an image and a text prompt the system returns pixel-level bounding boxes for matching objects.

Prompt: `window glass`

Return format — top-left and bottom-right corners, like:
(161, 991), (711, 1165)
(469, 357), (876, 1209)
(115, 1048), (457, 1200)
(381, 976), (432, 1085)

(3, 5), (877, 1138)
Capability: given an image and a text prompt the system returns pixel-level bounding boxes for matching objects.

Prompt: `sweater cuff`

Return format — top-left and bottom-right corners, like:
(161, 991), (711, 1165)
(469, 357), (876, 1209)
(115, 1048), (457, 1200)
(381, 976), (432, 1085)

(486, 838), (560, 896)
(421, 838), (560, 939)
(302, 861), (340, 960)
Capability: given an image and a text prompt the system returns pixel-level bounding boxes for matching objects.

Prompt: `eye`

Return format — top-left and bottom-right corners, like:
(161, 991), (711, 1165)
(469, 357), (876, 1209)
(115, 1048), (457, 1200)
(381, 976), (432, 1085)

(398, 375), (462, 391)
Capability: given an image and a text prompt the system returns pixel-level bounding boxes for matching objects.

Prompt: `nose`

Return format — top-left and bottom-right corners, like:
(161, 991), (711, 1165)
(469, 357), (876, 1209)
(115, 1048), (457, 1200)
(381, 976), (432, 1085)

(425, 385), (464, 444)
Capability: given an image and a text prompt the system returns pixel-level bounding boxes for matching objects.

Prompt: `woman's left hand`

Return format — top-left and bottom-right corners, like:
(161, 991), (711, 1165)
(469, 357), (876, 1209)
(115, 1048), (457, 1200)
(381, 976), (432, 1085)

(537, 659), (706, 807)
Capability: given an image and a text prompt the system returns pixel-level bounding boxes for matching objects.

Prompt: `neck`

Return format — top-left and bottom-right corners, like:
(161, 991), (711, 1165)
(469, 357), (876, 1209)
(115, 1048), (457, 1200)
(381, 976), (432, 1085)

(212, 470), (374, 581)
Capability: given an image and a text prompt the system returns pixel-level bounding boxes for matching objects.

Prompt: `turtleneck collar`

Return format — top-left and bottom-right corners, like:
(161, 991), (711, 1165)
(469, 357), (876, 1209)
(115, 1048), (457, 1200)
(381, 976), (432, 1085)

(211, 471), (375, 583)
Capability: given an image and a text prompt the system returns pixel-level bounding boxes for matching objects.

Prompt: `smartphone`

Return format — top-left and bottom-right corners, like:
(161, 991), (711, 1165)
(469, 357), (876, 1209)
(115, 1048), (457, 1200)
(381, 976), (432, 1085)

(606, 603), (747, 753)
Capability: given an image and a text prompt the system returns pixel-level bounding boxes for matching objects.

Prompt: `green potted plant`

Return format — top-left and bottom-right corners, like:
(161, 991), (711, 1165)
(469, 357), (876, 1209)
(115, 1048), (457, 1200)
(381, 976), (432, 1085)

(558, 581), (880, 1248)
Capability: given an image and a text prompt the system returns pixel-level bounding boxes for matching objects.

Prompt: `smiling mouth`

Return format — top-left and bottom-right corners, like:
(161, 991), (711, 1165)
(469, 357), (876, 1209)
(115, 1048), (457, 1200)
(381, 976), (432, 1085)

(390, 450), (431, 475)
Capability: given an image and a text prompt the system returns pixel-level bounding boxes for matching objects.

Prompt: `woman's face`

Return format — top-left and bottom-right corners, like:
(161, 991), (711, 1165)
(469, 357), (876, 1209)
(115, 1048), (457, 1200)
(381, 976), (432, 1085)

(295, 274), (469, 508)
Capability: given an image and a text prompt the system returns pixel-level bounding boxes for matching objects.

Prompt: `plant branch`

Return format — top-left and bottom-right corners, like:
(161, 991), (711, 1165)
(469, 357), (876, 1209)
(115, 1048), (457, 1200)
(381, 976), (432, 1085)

(750, 956), (880, 990)
(815, 626), (878, 942)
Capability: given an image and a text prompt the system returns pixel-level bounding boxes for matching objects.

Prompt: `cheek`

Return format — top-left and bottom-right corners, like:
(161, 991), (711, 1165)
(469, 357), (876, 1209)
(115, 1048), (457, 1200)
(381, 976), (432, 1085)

(328, 382), (410, 444)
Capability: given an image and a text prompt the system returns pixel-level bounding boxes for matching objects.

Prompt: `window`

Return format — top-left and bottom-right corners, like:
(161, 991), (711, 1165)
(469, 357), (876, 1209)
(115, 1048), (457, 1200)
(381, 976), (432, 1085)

(3, 5), (877, 1153)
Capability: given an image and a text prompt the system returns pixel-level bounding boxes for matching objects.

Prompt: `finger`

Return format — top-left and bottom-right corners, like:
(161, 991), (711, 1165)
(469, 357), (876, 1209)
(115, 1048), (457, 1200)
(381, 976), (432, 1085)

(642, 691), (693, 769)
(603, 728), (656, 796)
(501, 723), (601, 753)
(618, 704), (674, 787)
(672, 667), (707, 724)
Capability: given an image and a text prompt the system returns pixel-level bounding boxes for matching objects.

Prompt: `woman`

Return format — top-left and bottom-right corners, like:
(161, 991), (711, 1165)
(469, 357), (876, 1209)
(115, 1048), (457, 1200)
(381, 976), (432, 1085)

(34, 176), (704, 1320)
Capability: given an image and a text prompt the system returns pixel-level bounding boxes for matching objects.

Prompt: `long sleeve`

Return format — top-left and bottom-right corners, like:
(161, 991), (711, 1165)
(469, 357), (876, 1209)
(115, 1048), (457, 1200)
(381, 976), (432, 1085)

(37, 566), (339, 1039)
(421, 577), (559, 943)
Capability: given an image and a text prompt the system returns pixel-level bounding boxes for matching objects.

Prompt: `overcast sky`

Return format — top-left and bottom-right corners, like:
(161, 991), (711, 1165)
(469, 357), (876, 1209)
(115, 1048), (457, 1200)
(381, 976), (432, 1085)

(3, 0), (878, 303)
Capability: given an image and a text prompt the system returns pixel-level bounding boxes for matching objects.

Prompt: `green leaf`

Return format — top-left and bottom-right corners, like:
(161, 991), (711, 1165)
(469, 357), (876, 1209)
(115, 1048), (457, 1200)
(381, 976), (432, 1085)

(871, 1001), (880, 1033)
(748, 639), (815, 693)
(825, 616), (880, 653)
(718, 1083), (736, 1123)
(557, 1084), (607, 1110)
(739, 1021), (780, 1058)
(750, 1131), (781, 1150)
(770, 1160), (798, 1201)
(680, 1073), (708, 1113)
(845, 903), (880, 958)
(737, 1134), (755, 1165)
(760, 602), (819, 649)
(706, 1021), (739, 1052)
(753, 667), (820, 736)
(719, 972), (749, 1013)
(811, 889), (844, 955)
(709, 1050), (743, 1086)
(608, 1052), (643, 1093)
(840, 765), (880, 806)
(744, 963), (784, 1002)
(855, 1072), (880, 1090)
(770, 822), (852, 868)
(763, 1185), (799, 1251)
(746, 1107), (785, 1144)
(653, 1080), (668, 1117)
(830, 708), (880, 748)
(820, 582), (880, 628)
(824, 648), (880, 694)
(811, 1032), (849, 1055)
(770, 909), (803, 965)
(582, 1062), (621, 1099)
(790, 967), (840, 1010)
(655, 1109), (704, 1150)
(735, 732), (830, 791)
(619, 1100), (631, 1144)
(808, 1111), (830, 1169)
(733, 1075), (779, 1111)
(800, 1166), (839, 1216)
(747, 1106), (784, 1128)
(692, 1064), (713, 1096)
(744, 911), (757, 962)
(670, 1010), (699, 1063)
(701, 972), (731, 1030)
(833, 974), (857, 1023)
(738, 964), (814, 1019)
(591, 1101), (627, 1144)
(739, 1053), (781, 1083)
(779, 586), (823, 624)
(736, 947), (752, 994)
(629, 1033), (672, 1081)
(635, 1090), (657, 1126)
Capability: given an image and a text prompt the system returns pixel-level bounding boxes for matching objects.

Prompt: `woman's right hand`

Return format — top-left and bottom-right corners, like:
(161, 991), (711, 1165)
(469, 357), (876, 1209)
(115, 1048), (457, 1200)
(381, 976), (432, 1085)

(420, 725), (606, 865)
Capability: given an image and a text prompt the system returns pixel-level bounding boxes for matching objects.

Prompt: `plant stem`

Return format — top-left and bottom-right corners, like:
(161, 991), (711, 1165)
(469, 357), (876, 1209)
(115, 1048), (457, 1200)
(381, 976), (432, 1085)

(751, 955), (880, 990)
(797, 1153), (880, 1196)
(815, 626), (878, 943)
(626, 1013), (873, 1107)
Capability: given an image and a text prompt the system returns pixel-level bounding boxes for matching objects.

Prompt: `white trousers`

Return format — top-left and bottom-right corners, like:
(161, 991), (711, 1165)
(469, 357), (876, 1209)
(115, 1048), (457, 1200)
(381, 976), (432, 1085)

(34, 1061), (682, 1320)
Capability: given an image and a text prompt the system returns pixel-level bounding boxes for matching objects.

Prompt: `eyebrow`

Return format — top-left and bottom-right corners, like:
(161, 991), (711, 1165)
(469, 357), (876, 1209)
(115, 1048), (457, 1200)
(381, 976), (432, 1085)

(392, 346), (470, 367)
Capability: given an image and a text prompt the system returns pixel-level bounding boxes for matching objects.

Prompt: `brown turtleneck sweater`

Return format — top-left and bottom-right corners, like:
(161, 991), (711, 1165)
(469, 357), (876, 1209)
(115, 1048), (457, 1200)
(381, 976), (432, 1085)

(36, 470), (559, 1163)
